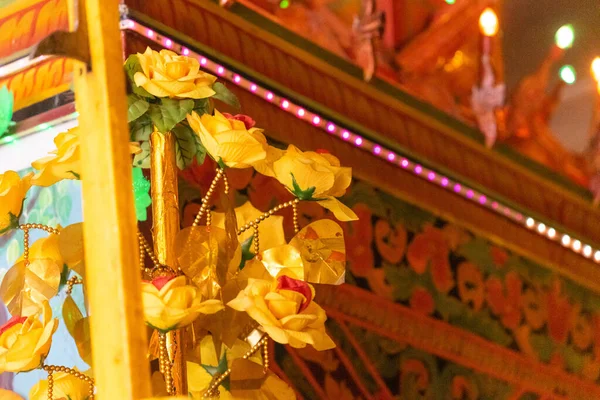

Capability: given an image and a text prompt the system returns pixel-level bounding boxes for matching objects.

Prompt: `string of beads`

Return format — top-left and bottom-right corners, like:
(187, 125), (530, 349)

(43, 364), (95, 400)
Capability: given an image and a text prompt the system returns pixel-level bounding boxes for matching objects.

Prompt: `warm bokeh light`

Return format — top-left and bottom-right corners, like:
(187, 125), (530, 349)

(445, 0), (456, 4)
(559, 65), (577, 84)
(479, 8), (499, 37)
(592, 57), (600, 82)
(555, 24), (575, 49)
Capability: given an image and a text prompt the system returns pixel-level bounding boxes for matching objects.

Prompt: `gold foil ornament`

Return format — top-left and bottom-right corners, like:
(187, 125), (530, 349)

(0, 259), (61, 316)
(58, 223), (86, 277)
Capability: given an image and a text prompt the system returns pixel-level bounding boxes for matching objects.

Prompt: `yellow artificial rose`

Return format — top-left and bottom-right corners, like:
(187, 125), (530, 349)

(134, 47), (217, 99)
(0, 171), (32, 235)
(0, 301), (58, 373)
(31, 128), (141, 187)
(212, 201), (286, 251)
(142, 275), (224, 332)
(228, 275), (335, 350)
(187, 110), (268, 168)
(29, 369), (92, 400)
(31, 128), (79, 187)
(0, 389), (24, 400)
(270, 145), (357, 221)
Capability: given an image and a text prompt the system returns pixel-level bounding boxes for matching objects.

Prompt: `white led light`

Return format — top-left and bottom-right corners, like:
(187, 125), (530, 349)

(562, 235), (571, 246)
(547, 228), (556, 238)
(583, 245), (592, 257)
(594, 251), (600, 262)
(573, 240), (582, 252)
(537, 223), (546, 234)
(526, 218), (535, 228)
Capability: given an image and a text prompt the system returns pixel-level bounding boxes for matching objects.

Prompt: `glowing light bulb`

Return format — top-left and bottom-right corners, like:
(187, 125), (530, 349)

(559, 65), (576, 84)
(592, 57), (600, 82)
(526, 218), (535, 228)
(445, 0), (456, 3)
(555, 24), (574, 49)
(479, 8), (499, 37)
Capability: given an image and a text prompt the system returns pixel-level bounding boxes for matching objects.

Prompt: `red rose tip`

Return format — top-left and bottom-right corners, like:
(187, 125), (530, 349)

(277, 275), (313, 313)
(151, 275), (177, 290)
(0, 315), (28, 336)
(222, 113), (256, 130)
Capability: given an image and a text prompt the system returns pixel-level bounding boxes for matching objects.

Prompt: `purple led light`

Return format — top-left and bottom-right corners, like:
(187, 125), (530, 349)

(441, 177), (449, 187)
(182, 47), (190, 56)
(233, 75), (241, 83)
(312, 116), (321, 125)
(266, 92), (274, 101)
(327, 123), (336, 133)
(427, 171), (435, 181)
(281, 100), (290, 109)
(401, 159), (409, 168)
(414, 165), (423, 174)
(492, 202), (499, 209)
(466, 190), (474, 199)
(165, 39), (173, 48)
(200, 57), (207, 66)
(388, 153), (396, 161)
(217, 66), (225, 75)
(297, 108), (306, 117)
(454, 184), (462, 193)
(342, 131), (350, 140)
(373, 146), (381, 154)
(250, 84), (257, 92)
(355, 137), (363, 146)
(479, 195), (487, 205)
(147, 29), (154, 38)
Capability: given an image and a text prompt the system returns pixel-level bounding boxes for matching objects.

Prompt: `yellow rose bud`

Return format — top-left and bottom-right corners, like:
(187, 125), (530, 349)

(271, 145), (357, 221)
(187, 110), (268, 168)
(0, 301), (58, 373)
(134, 47), (217, 99)
(31, 128), (142, 187)
(142, 275), (224, 332)
(31, 129), (80, 187)
(227, 275), (335, 350)
(29, 369), (91, 400)
(0, 171), (32, 235)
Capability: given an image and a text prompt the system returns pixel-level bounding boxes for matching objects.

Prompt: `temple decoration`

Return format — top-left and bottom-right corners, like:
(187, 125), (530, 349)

(471, 7), (504, 148)
(0, 46), (356, 399)
(352, 0), (385, 82)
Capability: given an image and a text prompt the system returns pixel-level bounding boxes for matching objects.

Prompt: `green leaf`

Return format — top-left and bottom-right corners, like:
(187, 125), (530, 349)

(127, 94), (150, 122)
(0, 86), (14, 137)
(147, 98), (194, 133)
(124, 55), (155, 98)
(193, 98), (211, 115)
(202, 353), (230, 390)
(290, 173), (317, 201)
(59, 264), (70, 290)
(38, 188), (53, 212)
(6, 238), (21, 266)
(133, 141), (151, 168)
(172, 124), (206, 170)
(238, 235), (254, 270)
(130, 114), (153, 141)
(212, 82), (240, 109)
(56, 195), (73, 223)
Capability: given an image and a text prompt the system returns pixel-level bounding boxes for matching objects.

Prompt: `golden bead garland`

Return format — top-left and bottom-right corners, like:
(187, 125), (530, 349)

(158, 332), (174, 394)
(292, 202), (300, 234)
(237, 199), (300, 236)
(43, 364), (95, 400)
(203, 335), (269, 398)
(18, 224), (60, 267)
(65, 277), (83, 296)
(193, 168), (225, 227)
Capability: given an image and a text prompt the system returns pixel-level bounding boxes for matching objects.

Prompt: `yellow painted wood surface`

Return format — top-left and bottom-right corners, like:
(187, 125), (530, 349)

(74, 0), (152, 398)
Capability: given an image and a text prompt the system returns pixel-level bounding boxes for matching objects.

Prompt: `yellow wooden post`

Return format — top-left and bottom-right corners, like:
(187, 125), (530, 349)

(73, 0), (152, 398)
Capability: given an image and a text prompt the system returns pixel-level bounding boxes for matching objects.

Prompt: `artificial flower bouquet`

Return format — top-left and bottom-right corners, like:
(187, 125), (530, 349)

(0, 47), (357, 399)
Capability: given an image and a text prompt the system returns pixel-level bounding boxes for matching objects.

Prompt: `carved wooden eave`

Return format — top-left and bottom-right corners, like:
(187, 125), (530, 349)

(124, 0), (599, 278)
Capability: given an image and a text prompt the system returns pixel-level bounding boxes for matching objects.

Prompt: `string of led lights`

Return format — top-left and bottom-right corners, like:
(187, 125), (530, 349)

(0, 18), (561, 265)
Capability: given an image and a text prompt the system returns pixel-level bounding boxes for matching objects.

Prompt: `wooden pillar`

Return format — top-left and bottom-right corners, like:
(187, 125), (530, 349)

(74, 0), (152, 398)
